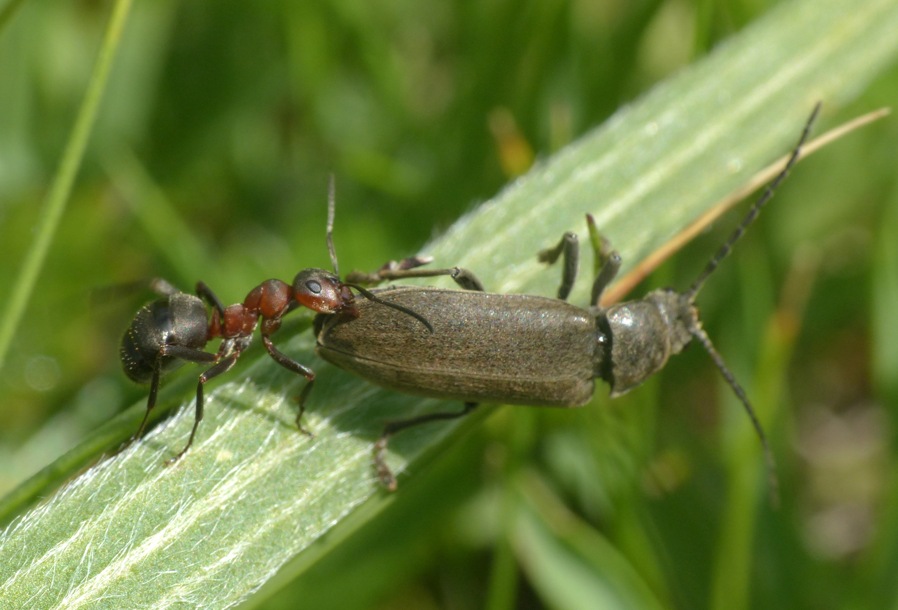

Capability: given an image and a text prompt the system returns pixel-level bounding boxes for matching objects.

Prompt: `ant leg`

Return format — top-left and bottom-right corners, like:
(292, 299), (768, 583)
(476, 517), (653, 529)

(261, 335), (316, 435)
(161, 350), (227, 463)
(125, 345), (217, 455)
(538, 231), (579, 301)
(195, 281), (227, 318)
(585, 214), (622, 306)
(148, 277), (181, 296)
(122, 358), (165, 451)
(374, 402), (478, 491)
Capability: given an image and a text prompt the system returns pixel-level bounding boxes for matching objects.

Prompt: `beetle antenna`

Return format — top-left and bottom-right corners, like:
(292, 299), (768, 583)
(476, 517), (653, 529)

(685, 102), (821, 301)
(327, 174), (340, 278)
(346, 283), (434, 333)
(689, 323), (780, 507)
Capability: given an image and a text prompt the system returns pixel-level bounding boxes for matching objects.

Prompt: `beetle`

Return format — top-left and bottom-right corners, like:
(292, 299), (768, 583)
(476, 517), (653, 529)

(120, 182), (430, 463)
(315, 103), (822, 491)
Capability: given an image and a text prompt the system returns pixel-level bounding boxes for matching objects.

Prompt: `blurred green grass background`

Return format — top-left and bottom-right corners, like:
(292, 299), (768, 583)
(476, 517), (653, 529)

(1, 0), (897, 608)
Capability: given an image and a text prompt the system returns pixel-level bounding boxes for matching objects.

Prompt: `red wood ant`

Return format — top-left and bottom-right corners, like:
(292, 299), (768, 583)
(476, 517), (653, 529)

(120, 180), (431, 463)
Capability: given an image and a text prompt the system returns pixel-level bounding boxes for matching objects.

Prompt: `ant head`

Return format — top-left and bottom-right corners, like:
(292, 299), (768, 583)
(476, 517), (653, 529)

(292, 268), (357, 315)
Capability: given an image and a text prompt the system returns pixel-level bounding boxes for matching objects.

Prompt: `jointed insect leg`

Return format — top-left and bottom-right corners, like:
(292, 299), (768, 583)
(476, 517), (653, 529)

(538, 231), (579, 301)
(374, 402), (479, 491)
(585, 215), (622, 306)
(165, 350), (239, 464)
(195, 281), (227, 318)
(122, 343), (217, 456)
(262, 334), (316, 435)
(346, 258), (485, 292)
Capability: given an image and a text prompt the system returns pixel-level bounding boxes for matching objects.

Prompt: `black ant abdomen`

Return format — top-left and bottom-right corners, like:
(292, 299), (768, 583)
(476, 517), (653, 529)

(120, 293), (211, 385)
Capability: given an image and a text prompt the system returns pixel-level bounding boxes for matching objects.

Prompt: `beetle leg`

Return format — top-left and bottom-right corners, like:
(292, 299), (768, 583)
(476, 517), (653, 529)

(346, 258), (484, 292)
(294, 380), (315, 436)
(345, 256), (433, 284)
(538, 231), (579, 301)
(374, 402), (479, 491)
(584, 215), (622, 306)
(448, 268), (484, 291)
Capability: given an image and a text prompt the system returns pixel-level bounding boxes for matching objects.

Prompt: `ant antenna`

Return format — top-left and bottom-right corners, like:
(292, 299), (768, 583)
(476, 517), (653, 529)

(323, 174), (434, 333)
(346, 282), (434, 333)
(685, 102), (821, 301)
(327, 174), (340, 278)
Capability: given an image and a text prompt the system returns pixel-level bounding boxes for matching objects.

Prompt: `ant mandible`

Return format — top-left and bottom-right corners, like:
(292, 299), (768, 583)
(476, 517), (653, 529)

(120, 179), (431, 463)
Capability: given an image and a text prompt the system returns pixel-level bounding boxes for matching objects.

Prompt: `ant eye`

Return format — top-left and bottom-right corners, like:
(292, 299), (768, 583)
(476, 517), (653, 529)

(292, 268), (352, 314)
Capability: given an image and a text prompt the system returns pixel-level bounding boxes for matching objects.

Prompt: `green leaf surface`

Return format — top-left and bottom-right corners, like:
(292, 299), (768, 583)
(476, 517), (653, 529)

(512, 475), (666, 610)
(2, 0), (897, 607)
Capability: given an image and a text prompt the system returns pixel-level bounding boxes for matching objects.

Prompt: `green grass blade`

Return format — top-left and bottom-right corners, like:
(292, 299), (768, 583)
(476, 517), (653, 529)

(0, 0), (133, 370)
(0, 0), (26, 33)
(513, 474), (667, 610)
(1, 0), (897, 607)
